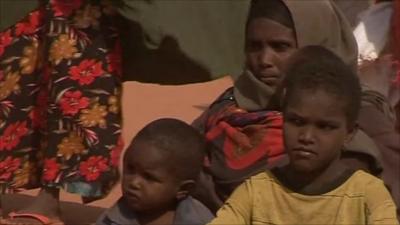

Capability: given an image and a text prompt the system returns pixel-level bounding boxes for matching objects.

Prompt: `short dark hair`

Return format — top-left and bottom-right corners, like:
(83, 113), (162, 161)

(126, 118), (206, 181)
(281, 46), (361, 127)
(246, 0), (295, 31)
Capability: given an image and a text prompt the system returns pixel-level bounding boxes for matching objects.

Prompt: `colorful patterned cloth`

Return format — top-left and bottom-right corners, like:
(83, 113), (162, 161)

(0, 0), (123, 197)
(193, 88), (286, 199)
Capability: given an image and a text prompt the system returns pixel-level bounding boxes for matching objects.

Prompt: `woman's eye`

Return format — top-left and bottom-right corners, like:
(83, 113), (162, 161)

(272, 42), (292, 52)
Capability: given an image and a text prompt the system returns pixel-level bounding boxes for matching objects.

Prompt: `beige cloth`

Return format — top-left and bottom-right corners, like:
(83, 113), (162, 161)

(234, 0), (358, 111)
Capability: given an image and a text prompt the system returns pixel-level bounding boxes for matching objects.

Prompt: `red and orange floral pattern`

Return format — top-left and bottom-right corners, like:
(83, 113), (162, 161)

(0, 121), (29, 151)
(42, 158), (60, 182)
(79, 156), (109, 182)
(0, 30), (12, 57)
(0, 157), (21, 181)
(69, 59), (104, 85)
(0, 0), (122, 197)
(59, 90), (90, 116)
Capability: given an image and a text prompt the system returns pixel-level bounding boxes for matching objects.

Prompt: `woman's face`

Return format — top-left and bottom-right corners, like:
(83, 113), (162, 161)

(245, 17), (297, 90)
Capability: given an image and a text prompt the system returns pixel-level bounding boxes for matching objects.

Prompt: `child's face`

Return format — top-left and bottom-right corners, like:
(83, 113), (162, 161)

(245, 17), (296, 90)
(122, 141), (181, 213)
(283, 88), (353, 173)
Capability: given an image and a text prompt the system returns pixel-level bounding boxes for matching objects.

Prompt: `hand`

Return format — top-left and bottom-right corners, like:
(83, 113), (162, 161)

(358, 54), (396, 98)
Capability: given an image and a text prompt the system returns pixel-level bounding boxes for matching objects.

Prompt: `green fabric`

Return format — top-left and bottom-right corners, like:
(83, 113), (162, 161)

(0, 0), (38, 31)
(118, 0), (250, 84)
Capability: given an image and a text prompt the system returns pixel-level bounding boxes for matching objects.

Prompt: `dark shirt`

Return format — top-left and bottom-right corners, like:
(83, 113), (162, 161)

(96, 196), (214, 225)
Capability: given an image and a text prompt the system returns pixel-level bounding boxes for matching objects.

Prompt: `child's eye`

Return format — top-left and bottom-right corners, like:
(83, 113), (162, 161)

(125, 164), (135, 173)
(287, 117), (304, 126)
(142, 172), (159, 182)
(317, 123), (337, 131)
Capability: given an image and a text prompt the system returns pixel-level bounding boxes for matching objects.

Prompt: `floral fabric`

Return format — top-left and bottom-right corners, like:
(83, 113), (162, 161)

(0, 0), (123, 197)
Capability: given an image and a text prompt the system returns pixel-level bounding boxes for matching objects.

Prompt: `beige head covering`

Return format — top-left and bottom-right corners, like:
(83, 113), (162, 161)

(234, 0), (358, 111)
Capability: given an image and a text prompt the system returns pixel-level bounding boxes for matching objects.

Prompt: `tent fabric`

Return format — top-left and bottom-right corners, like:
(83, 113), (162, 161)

(117, 0), (249, 83)
(353, 2), (393, 62)
(0, 1), (38, 31)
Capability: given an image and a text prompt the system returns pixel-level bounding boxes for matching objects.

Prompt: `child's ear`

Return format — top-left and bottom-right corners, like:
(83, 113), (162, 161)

(176, 180), (195, 200)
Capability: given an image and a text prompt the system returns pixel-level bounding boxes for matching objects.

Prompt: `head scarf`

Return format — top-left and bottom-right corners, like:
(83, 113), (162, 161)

(234, 0), (358, 111)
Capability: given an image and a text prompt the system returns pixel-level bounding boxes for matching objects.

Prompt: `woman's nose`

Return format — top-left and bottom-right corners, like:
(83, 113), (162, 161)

(259, 47), (276, 68)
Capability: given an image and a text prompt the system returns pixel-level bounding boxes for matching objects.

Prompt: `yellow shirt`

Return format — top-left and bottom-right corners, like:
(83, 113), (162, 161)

(209, 170), (399, 225)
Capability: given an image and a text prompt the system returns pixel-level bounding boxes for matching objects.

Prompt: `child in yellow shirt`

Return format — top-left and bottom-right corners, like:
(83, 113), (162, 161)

(208, 46), (399, 225)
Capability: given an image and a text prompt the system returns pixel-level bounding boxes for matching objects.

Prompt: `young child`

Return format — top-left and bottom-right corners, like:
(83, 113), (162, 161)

(208, 46), (399, 225)
(96, 118), (213, 225)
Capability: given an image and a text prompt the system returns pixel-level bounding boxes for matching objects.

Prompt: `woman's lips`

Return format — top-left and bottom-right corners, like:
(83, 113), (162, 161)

(259, 75), (279, 85)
